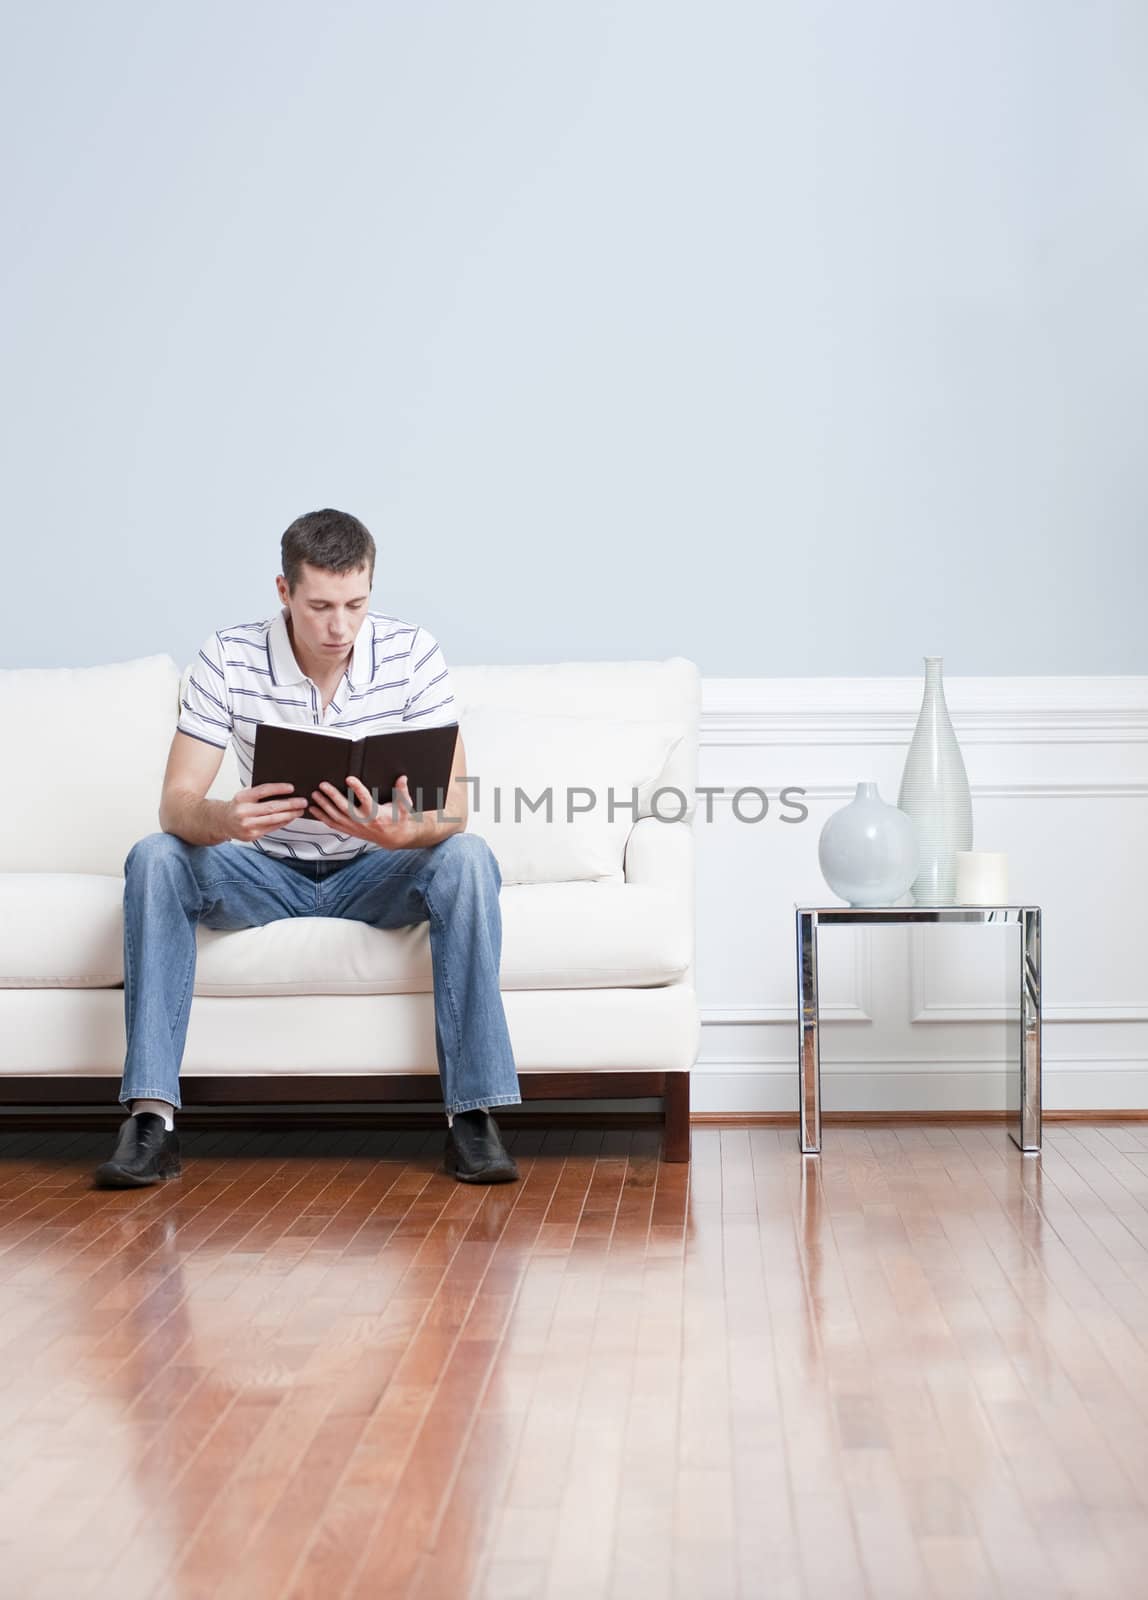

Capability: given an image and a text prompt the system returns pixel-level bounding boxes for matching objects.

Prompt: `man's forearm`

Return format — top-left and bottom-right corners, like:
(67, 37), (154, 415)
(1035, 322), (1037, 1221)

(160, 791), (232, 847)
(383, 789), (466, 848)
(410, 810), (467, 848)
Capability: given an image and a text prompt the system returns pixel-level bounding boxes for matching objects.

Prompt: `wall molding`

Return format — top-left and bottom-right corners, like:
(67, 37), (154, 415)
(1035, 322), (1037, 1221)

(907, 923), (1148, 1025)
(702, 930), (872, 1023)
(705, 780), (1148, 802)
(701, 674), (1148, 746)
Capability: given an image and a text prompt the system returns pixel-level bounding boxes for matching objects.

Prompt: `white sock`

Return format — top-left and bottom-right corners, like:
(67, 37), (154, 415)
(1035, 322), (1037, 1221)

(447, 1105), (488, 1128)
(132, 1098), (175, 1131)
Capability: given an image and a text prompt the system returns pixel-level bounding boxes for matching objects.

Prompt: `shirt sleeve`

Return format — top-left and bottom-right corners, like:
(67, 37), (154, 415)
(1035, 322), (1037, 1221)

(177, 631), (234, 749)
(402, 626), (457, 727)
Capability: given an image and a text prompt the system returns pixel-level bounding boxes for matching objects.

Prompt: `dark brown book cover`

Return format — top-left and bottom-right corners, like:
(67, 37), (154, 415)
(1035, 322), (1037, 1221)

(251, 721), (459, 814)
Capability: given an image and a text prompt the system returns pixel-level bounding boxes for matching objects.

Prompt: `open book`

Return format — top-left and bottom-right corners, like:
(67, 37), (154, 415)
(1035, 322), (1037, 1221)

(251, 721), (459, 813)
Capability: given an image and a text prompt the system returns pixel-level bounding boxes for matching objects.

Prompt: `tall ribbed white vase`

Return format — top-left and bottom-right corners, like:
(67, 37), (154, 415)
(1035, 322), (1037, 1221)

(896, 656), (972, 905)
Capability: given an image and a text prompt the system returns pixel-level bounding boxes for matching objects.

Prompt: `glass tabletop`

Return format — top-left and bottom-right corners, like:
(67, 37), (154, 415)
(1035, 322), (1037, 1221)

(795, 904), (1039, 922)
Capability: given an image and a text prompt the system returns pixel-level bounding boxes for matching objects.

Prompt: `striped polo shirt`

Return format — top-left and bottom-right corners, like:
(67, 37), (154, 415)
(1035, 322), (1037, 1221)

(176, 605), (457, 862)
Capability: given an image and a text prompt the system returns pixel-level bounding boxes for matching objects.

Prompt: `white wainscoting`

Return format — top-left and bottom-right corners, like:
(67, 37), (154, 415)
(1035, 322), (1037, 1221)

(693, 675), (1148, 1114)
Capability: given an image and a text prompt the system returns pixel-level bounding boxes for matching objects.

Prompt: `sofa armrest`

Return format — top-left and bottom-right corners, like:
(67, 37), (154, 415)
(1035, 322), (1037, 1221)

(623, 817), (696, 989)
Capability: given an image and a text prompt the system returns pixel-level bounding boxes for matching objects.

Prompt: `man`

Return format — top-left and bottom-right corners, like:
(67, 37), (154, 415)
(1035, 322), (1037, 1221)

(94, 509), (522, 1188)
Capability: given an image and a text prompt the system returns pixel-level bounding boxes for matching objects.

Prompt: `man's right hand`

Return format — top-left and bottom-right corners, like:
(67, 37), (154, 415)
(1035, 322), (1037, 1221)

(223, 783), (311, 842)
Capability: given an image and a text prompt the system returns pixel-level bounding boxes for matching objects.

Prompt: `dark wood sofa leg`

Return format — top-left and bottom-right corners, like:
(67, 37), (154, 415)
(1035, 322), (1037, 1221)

(663, 1071), (691, 1162)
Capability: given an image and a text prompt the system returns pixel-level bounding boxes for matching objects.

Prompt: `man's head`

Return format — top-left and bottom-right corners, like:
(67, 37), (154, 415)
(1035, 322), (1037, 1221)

(276, 508), (376, 668)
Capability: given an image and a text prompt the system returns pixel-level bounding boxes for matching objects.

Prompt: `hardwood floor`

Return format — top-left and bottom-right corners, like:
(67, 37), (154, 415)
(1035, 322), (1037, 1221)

(2, 1121), (1148, 1598)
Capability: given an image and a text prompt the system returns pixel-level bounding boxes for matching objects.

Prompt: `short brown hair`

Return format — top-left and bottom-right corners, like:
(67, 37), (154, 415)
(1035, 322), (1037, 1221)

(280, 509), (376, 593)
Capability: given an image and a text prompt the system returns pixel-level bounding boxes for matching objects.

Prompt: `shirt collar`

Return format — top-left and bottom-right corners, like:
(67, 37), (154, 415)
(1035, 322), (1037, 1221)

(268, 605), (373, 690)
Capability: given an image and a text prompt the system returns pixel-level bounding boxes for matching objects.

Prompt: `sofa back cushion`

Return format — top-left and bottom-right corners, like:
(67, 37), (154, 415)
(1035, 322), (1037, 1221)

(453, 659), (700, 883)
(454, 658), (699, 803)
(0, 655), (186, 875)
(455, 708), (683, 883)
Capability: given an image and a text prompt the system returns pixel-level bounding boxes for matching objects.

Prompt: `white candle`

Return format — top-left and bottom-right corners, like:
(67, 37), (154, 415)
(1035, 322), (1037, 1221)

(955, 850), (1008, 905)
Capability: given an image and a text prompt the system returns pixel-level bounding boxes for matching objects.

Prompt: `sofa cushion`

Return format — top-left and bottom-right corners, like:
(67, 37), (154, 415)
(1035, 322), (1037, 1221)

(0, 876), (689, 993)
(453, 659), (699, 817)
(0, 874), (124, 986)
(0, 655), (182, 876)
(456, 708), (684, 884)
(193, 879), (689, 993)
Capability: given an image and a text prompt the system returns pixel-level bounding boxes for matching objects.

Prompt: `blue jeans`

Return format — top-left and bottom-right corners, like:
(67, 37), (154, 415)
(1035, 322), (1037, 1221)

(119, 830), (522, 1117)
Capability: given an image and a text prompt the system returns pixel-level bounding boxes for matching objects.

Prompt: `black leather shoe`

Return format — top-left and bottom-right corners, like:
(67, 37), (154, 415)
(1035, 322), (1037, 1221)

(93, 1113), (181, 1189)
(444, 1109), (519, 1184)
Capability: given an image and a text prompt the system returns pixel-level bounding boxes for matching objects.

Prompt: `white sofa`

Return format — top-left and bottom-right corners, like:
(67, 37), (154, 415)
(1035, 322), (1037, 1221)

(0, 653), (700, 1159)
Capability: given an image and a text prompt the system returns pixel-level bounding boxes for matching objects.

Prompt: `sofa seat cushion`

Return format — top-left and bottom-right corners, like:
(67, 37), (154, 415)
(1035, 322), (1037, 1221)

(0, 875), (125, 987)
(193, 880), (689, 995)
(0, 876), (689, 994)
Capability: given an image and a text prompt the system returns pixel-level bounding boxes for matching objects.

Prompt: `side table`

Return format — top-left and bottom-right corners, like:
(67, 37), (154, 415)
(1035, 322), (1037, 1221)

(795, 904), (1042, 1155)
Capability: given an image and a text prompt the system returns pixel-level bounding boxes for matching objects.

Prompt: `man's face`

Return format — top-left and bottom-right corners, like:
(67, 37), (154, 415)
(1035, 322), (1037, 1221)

(276, 562), (373, 665)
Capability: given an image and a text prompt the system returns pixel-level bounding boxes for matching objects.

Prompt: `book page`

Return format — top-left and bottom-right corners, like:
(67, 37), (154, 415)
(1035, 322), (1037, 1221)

(272, 722), (354, 741)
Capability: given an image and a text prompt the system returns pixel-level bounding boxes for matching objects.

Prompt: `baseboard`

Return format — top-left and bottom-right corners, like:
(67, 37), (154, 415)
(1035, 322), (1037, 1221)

(691, 1109), (1148, 1126)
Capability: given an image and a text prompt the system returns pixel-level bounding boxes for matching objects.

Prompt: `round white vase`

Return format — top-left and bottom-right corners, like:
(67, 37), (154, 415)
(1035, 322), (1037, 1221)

(896, 655), (973, 905)
(818, 781), (919, 907)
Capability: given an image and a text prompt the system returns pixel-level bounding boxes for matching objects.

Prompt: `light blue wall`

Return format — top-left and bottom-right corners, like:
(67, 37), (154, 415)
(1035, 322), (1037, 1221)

(2, 2), (1145, 677)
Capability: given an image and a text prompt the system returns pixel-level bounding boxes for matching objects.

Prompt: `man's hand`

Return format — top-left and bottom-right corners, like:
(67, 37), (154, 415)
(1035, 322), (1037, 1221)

(223, 782), (311, 843)
(307, 774), (451, 850)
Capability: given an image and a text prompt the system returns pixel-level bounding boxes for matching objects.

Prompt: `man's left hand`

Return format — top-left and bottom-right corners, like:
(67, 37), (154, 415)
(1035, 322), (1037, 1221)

(307, 774), (429, 850)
